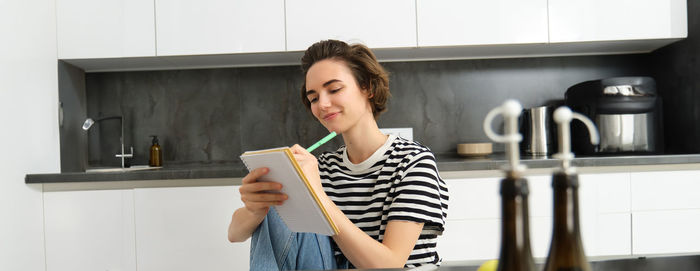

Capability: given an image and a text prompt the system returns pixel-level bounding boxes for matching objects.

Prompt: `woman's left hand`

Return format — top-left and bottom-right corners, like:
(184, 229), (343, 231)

(289, 144), (323, 192)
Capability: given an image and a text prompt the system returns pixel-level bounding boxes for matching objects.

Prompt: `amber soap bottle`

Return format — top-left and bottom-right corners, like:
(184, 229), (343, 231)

(149, 135), (162, 167)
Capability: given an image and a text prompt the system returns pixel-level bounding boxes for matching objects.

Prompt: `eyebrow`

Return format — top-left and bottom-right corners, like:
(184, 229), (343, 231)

(306, 79), (342, 96)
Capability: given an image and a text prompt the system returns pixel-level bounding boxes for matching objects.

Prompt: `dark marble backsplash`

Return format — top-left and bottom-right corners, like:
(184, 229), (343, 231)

(79, 54), (653, 168)
(650, 0), (700, 154)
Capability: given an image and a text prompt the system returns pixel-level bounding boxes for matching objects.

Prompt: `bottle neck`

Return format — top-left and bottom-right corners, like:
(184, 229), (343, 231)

(543, 172), (591, 271)
(552, 172), (583, 238)
(498, 177), (535, 271)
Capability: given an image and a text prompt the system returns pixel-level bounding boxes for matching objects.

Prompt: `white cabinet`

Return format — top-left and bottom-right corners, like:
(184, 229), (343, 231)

(56, 0), (155, 59)
(630, 170), (700, 255)
(631, 170), (700, 211)
(133, 185), (249, 271)
(438, 219), (500, 262)
(44, 189), (136, 271)
(548, 0), (687, 43)
(578, 173), (631, 257)
(439, 172), (632, 263)
(417, 0), (548, 46)
(437, 178), (500, 262)
(633, 210), (700, 255)
(155, 0), (285, 56)
(285, 0), (416, 51)
(438, 176), (553, 261)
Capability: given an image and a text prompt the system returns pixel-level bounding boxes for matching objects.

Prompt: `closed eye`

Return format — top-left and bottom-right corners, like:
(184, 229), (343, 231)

(309, 88), (341, 103)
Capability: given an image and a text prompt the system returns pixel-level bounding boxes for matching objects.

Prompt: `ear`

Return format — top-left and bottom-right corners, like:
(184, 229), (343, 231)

(362, 82), (374, 99)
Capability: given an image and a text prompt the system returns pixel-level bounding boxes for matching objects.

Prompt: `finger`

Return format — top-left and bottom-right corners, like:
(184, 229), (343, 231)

(239, 182), (282, 194)
(290, 144), (309, 155)
(242, 193), (288, 203)
(241, 167), (269, 184)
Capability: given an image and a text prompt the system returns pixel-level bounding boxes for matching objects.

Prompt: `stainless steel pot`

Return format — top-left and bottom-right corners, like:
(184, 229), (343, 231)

(596, 113), (656, 152)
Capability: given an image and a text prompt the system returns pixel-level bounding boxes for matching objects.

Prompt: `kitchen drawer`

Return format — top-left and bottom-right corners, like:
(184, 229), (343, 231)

(633, 209), (700, 255)
(580, 172), (631, 214)
(445, 176), (551, 220)
(587, 213), (631, 257)
(438, 219), (500, 262)
(631, 170), (700, 211)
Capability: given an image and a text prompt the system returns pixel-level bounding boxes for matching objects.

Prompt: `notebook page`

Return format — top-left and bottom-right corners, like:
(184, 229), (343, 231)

(240, 149), (336, 236)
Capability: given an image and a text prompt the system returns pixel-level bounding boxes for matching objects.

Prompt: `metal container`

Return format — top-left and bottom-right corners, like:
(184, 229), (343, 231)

(520, 105), (557, 156)
(596, 113), (656, 152)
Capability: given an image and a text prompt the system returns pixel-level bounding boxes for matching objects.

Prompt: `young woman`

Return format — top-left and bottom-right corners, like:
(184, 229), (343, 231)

(228, 40), (448, 270)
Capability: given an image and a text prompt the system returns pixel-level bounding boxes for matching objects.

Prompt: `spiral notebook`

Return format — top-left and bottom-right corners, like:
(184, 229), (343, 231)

(240, 147), (339, 236)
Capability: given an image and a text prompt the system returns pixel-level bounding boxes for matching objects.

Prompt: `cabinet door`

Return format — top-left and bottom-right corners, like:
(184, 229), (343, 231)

(633, 210), (700, 255)
(631, 170), (700, 211)
(56, 0), (155, 59)
(285, 0), (416, 51)
(44, 189), (136, 271)
(578, 173), (632, 257)
(155, 0), (285, 56)
(549, 0), (687, 43)
(440, 176), (553, 260)
(630, 170), (700, 255)
(417, 0), (548, 46)
(134, 186), (248, 271)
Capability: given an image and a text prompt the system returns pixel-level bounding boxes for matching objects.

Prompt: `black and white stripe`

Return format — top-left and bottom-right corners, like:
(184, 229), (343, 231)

(319, 134), (449, 267)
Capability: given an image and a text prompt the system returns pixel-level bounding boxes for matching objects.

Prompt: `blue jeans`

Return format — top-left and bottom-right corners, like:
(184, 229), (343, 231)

(249, 208), (350, 270)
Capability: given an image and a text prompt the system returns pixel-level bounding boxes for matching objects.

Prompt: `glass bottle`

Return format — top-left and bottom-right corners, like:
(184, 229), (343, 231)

(483, 100), (536, 271)
(544, 106), (600, 271)
(497, 174), (536, 271)
(543, 172), (591, 271)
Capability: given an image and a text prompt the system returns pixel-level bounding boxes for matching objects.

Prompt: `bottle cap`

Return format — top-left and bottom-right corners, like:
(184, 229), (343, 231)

(483, 99), (526, 175)
(150, 135), (159, 145)
(552, 106), (599, 173)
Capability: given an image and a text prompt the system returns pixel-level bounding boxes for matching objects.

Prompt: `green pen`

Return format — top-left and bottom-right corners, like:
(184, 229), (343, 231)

(306, 132), (337, 152)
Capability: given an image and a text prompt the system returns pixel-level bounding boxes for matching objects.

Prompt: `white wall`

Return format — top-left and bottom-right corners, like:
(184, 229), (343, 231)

(0, 0), (59, 270)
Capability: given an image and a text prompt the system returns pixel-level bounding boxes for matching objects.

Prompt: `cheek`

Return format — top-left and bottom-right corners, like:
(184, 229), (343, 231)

(310, 105), (321, 119)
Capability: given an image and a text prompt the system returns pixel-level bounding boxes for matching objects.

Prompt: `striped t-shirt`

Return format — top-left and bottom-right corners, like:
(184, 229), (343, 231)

(318, 134), (449, 267)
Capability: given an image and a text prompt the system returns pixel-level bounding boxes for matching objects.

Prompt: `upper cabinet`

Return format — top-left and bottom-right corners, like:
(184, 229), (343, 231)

(56, 0), (688, 71)
(154, 0), (286, 56)
(417, 0), (548, 46)
(285, 0), (417, 51)
(56, 0), (155, 59)
(549, 0), (687, 43)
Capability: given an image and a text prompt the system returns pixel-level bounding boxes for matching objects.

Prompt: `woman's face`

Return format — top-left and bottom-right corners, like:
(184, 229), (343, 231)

(304, 59), (373, 134)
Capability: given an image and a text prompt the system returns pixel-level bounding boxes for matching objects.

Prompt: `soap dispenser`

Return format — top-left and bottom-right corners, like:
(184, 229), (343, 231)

(149, 135), (162, 167)
(483, 100), (535, 271)
(543, 106), (599, 271)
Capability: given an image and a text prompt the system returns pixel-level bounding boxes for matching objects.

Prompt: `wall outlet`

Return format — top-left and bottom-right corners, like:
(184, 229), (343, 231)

(379, 127), (413, 141)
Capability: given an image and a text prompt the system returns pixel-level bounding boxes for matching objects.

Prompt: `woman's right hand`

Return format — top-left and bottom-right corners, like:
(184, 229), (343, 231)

(239, 167), (288, 216)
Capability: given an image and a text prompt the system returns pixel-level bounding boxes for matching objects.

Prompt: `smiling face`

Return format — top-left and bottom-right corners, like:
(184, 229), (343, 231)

(304, 59), (374, 134)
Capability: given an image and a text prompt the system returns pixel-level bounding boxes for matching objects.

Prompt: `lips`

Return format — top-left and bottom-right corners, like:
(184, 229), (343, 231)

(322, 112), (339, 121)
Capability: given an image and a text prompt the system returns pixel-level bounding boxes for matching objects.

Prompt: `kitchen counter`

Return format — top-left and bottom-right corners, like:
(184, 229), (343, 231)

(25, 153), (700, 184)
(336, 255), (700, 271)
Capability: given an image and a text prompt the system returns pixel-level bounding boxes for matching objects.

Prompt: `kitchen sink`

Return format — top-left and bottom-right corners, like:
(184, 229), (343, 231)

(85, 165), (162, 173)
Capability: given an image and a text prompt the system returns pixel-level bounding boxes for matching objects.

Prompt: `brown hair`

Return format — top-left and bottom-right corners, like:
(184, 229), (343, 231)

(300, 40), (390, 119)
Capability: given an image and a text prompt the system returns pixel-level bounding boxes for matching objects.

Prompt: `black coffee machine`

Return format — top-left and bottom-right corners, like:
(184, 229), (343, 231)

(565, 76), (663, 155)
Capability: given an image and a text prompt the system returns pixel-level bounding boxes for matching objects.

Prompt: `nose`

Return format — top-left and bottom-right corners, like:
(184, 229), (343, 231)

(317, 92), (331, 108)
